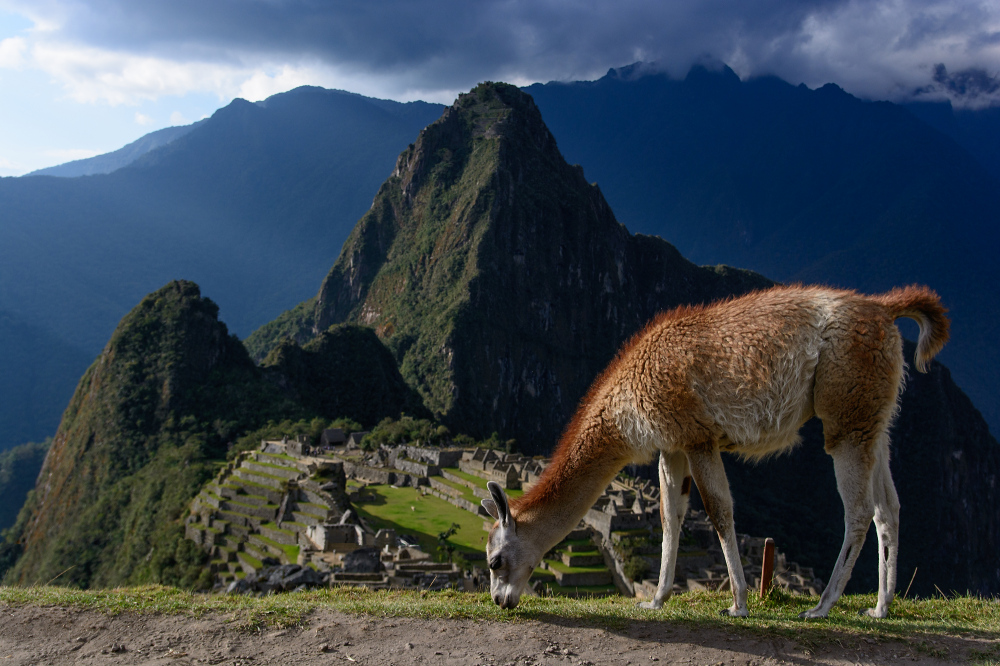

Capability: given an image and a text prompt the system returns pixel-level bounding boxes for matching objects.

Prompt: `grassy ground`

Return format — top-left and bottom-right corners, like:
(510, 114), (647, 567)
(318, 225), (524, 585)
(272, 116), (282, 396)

(350, 484), (490, 557)
(0, 585), (997, 646)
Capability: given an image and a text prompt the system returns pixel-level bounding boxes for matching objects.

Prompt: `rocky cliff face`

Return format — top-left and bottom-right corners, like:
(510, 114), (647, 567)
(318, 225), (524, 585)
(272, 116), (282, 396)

(248, 83), (772, 452)
(887, 342), (999, 596)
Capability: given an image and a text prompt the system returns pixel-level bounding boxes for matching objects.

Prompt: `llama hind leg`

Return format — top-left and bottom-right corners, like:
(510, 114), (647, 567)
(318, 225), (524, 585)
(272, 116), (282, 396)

(639, 451), (690, 609)
(866, 437), (899, 618)
(800, 438), (876, 619)
(687, 446), (748, 617)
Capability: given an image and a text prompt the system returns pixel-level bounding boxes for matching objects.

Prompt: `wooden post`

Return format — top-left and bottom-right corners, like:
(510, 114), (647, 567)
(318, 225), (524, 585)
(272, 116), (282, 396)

(760, 537), (775, 598)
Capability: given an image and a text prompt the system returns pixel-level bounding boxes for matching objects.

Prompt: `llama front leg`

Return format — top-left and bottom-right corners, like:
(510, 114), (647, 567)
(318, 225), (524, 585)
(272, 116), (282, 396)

(687, 447), (748, 617)
(639, 451), (690, 609)
(800, 439), (876, 619)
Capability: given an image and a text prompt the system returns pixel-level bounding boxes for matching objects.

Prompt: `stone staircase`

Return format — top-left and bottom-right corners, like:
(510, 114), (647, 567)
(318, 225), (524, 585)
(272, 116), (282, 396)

(185, 450), (352, 587)
(531, 527), (617, 597)
(621, 511), (825, 600)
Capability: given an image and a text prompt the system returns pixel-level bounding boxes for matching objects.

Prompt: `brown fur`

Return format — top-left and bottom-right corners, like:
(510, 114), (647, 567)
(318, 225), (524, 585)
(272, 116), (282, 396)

(492, 284), (949, 618)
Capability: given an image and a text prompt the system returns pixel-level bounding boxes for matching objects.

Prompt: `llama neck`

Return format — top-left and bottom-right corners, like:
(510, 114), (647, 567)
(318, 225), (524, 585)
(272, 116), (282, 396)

(511, 424), (629, 556)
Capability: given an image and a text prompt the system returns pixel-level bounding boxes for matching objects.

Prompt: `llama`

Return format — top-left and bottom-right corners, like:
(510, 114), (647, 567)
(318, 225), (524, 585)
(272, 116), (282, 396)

(482, 284), (948, 618)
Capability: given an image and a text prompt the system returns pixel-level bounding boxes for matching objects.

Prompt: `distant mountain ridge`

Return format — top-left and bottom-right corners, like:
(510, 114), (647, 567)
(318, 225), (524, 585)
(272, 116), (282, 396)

(0, 310), (91, 452)
(0, 86), (444, 454)
(26, 122), (204, 178)
(903, 101), (1000, 182)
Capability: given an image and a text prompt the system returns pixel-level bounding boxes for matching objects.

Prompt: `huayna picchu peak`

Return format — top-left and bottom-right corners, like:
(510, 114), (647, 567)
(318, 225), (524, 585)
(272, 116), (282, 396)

(247, 82), (772, 451)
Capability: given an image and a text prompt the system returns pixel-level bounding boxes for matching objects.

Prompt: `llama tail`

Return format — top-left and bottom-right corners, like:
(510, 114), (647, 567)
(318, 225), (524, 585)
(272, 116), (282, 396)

(874, 285), (950, 373)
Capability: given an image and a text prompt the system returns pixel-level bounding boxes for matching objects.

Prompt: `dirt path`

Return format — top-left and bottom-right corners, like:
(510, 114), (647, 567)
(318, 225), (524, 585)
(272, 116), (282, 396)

(0, 603), (989, 665)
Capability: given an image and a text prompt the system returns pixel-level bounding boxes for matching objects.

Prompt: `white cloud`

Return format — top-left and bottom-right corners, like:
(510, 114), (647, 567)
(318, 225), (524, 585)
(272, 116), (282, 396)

(0, 36), (26, 68)
(236, 65), (323, 102)
(29, 41), (248, 105)
(168, 110), (189, 125)
(0, 154), (26, 176)
(134, 111), (152, 125)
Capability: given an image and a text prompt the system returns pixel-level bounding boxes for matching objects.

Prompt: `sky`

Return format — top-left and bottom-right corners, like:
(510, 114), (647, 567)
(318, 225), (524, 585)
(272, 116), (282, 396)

(1, 0), (999, 177)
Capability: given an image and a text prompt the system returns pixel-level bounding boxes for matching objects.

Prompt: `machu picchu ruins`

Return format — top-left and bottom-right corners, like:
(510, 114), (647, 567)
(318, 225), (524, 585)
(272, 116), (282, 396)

(185, 429), (824, 598)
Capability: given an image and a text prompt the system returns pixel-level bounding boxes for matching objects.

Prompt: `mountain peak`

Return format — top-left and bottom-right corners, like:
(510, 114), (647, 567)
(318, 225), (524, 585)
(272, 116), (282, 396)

(4, 280), (297, 588)
(248, 84), (771, 449)
(390, 81), (560, 201)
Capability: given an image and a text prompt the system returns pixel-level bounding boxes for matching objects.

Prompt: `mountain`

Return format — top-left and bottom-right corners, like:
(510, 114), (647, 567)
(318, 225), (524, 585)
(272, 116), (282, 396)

(0, 87), (444, 456)
(26, 122), (204, 178)
(0, 281), (432, 588)
(252, 81), (999, 596)
(247, 82), (773, 451)
(6, 67), (1000, 464)
(260, 323), (429, 425)
(0, 311), (92, 453)
(524, 64), (1000, 435)
(1, 281), (302, 588)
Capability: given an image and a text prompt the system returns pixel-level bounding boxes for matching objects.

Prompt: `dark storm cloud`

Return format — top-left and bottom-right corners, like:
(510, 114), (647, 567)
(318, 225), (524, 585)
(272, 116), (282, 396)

(16, 0), (841, 82)
(923, 63), (1000, 99)
(13, 0), (1000, 105)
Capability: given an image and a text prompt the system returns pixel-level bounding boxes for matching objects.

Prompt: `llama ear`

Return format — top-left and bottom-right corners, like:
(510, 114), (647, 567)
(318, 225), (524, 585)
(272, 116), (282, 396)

(481, 498), (501, 521)
(487, 481), (510, 526)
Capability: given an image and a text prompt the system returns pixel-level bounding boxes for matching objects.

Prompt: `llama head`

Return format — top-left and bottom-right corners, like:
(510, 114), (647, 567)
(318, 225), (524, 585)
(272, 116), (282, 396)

(482, 481), (535, 609)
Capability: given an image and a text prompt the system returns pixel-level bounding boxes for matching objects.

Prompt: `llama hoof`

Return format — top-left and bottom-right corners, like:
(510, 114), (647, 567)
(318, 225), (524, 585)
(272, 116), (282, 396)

(719, 607), (749, 618)
(638, 600), (662, 610)
(859, 607), (888, 619)
(798, 608), (828, 619)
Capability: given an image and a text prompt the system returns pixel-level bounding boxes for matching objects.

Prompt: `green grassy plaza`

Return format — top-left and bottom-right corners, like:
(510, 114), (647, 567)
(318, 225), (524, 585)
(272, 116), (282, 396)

(350, 483), (490, 558)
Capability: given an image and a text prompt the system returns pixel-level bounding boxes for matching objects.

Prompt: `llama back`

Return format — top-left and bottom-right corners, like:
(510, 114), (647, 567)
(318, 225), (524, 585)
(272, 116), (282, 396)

(613, 287), (837, 459)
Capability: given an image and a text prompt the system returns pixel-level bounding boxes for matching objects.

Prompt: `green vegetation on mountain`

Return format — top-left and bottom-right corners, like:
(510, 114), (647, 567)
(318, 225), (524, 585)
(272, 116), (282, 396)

(261, 324), (428, 426)
(0, 281), (309, 588)
(0, 283), (441, 589)
(359, 415), (451, 449)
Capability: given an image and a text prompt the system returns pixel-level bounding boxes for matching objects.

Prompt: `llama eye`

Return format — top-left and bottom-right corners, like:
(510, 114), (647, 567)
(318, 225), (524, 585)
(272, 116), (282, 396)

(489, 554), (502, 570)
